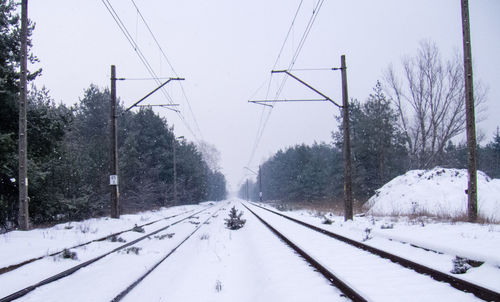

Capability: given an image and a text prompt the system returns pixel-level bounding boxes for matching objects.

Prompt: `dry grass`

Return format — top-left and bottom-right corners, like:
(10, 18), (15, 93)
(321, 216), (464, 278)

(266, 200), (498, 225)
(369, 210), (499, 225)
(267, 198), (366, 217)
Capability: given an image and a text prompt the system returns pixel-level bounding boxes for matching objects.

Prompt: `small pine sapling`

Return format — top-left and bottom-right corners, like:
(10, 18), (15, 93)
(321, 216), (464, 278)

(61, 249), (78, 260)
(224, 206), (246, 230)
(450, 256), (471, 274)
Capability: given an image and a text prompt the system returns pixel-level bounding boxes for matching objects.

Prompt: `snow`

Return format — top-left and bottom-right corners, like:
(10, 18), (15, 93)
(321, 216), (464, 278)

(257, 203), (500, 292)
(365, 167), (500, 222)
(121, 203), (345, 302)
(247, 203), (484, 301)
(1, 198), (499, 301)
(0, 204), (201, 269)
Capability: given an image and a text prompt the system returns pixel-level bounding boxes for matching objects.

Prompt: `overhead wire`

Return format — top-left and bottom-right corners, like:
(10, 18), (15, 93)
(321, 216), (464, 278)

(245, 0), (305, 169)
(130, 0), (204, 141)
(101, 0), (201, 142)
(245, 0), (326, 171)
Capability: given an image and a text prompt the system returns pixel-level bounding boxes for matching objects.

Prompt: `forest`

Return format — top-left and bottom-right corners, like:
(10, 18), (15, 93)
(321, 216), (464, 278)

(240, 80), (500, 204)
(0, 1), (226, 230)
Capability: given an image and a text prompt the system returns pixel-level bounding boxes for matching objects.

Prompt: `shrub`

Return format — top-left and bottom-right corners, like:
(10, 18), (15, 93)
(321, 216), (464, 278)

(108, 235), (126, 243)
(322, 217), (334, 225)
(61, 249), (78, 260)
(450, 256), (471, 274)
(155, 233), (175, 240)
(132, 224), (145, 233)
(224, 206), (246, 230)
(122, 247), (142, 255)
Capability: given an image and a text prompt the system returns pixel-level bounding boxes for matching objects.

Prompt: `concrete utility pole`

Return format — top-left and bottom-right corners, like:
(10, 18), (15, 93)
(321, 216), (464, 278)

(110, 65), (120, 218)
(259, 165), (263, 202)
(18, 0), (29, 230)
(111, 71), (183, 215)
(341, 55), (353, 221)
(461, 0), (478, 222)
(173, 136), (177, 206)
(248, 55), (354, 221)
(173, 135), (184, 205)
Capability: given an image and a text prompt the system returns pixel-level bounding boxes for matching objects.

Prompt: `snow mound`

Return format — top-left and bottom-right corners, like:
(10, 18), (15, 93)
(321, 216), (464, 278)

(365, 167), (500, 222)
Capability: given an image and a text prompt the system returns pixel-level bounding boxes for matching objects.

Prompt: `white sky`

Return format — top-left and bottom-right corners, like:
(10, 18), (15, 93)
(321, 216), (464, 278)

(28, 0), (500, 192)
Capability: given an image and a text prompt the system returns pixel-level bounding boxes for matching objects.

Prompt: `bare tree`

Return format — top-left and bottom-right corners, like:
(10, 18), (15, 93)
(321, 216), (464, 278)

(197, 141), (221, 172)
(384, 41), (485, 169)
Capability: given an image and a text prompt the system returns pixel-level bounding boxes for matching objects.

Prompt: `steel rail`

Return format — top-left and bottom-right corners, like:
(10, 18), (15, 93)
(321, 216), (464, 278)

(242, 203), (369, 302)
(0, 205), (216, 302)
(111, 204), (226, 301)
(248, 202), (500, 302)
(0, 207), (201, 275)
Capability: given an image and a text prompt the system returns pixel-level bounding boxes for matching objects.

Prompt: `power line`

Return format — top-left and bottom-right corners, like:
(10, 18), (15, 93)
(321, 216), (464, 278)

(246, 0), (307, 170)
(130, 0), (204, 141)
(102, 0), (160, 91)
(271, 0), (304, 71)
(245, 0), (306, 170)
(276, 0), (326, 99)
(101, 0), (202, 142)
(244, 0), (326, 180)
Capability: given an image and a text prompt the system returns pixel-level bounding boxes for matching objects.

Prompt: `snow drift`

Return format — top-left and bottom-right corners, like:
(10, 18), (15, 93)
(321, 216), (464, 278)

(365, 167), (500, 222)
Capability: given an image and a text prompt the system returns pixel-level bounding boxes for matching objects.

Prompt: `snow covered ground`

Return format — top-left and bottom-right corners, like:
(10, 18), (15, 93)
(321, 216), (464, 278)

(260, 203), (500, 293)
(1, 198), (499, 301)
(366, 167), (500, 222)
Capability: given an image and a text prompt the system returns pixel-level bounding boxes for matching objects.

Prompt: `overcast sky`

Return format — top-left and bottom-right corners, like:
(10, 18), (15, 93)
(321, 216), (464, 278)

(28, 0), (500, 192)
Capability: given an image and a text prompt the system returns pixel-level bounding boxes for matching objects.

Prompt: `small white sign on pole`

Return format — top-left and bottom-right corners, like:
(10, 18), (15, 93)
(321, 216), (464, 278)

(110, 175), (118, 185)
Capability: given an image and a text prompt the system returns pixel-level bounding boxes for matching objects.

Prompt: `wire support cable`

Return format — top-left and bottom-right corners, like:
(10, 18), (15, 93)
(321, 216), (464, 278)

(130, 0), (204, 141)
(101, 0), (201, 142)
(244, 0), (327, 181)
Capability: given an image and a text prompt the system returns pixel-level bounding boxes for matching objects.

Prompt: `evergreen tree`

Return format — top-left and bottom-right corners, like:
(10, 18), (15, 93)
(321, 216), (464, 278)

(480, 128), (500, 178)
(224, 206), (245, 230)
(26, 86), (71, 223)
(0, 1), (41, 228)
(334, 82), (408, 198)
(245, 143), (342, 203)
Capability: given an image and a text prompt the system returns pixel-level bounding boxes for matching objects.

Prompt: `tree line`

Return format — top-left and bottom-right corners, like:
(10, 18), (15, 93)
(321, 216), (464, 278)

(0, 1), (226, 230)
(240, 42), (498, 204)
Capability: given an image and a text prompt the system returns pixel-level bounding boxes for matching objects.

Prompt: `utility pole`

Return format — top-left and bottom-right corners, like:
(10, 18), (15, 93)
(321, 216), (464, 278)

(461, 0), (477, 222)
(248, 55), (354, 221)
(172, 134), (183, 205)
(18, 0), (29, 230)
(259, 165), (263, 202)
(110, 65), (120, 218)
(173, 136), (177, 206)
(341, 55), (353, 221)
(108, 71), (183, 215)
(246, 179), (249, 202)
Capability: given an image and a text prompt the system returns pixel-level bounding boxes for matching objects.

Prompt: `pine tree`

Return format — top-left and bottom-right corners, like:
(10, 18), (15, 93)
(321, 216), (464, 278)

(224, 206), (246, 230)
(334, 81), (408, 198)
(0, 1), (41, 228)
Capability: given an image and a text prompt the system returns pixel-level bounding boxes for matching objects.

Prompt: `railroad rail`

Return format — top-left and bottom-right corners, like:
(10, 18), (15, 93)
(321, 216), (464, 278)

(0, 206), (202, 276)
(242, 203), (368, 301)
(0, 205), (217, 302)
(111, 204), (225, 301)
(245, 202), (500, 302)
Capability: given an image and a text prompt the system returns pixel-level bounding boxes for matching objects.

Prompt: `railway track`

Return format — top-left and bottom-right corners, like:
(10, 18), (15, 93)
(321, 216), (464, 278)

(111, 204), (225, 301)
(0, 204), (221, 302)
(244, 202), (500, 302)
(0, 206), (205, 276)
